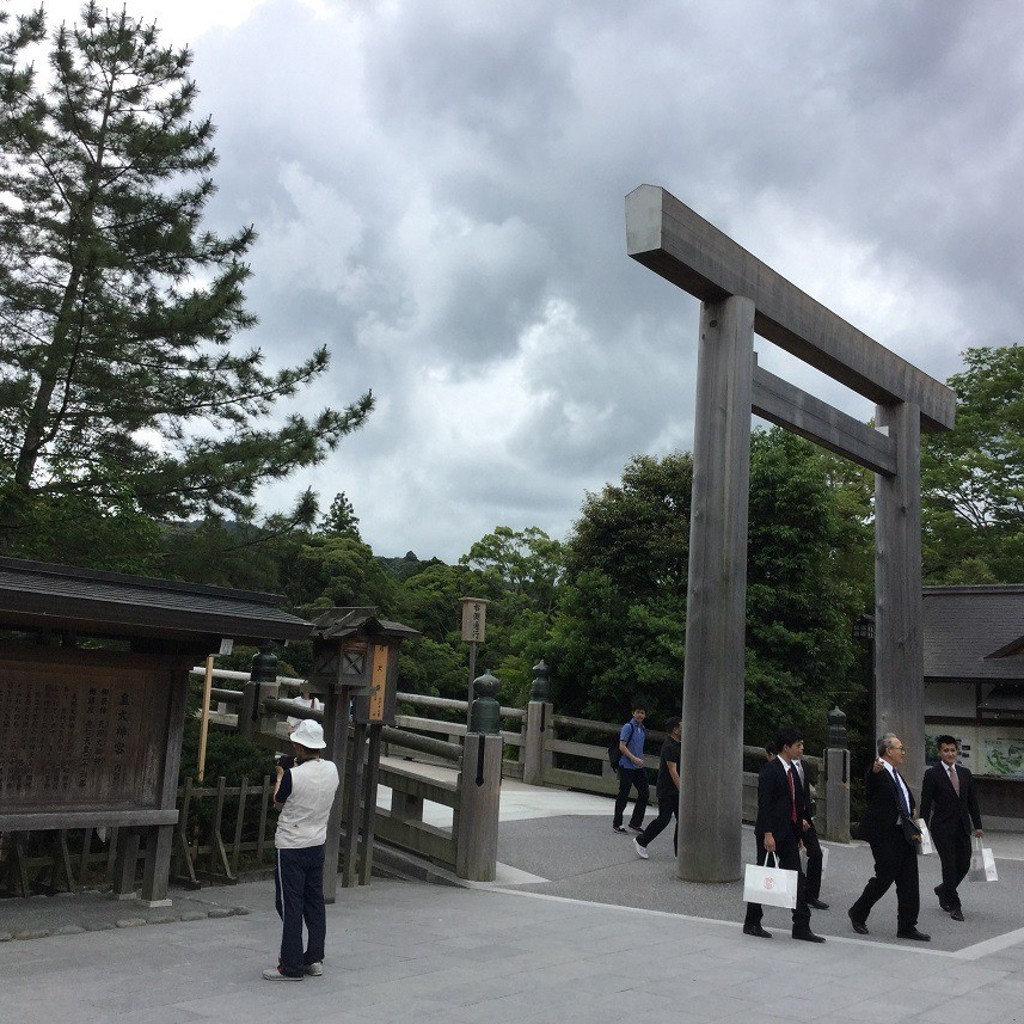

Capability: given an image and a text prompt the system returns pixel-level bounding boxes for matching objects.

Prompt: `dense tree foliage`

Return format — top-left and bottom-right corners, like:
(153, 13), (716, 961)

(549, 451), (692, 722)
(922, 345), (1024, 584)
(746, 431), (872, 751)
(545, 435), (872, 750)
(0, 4), (371, 556)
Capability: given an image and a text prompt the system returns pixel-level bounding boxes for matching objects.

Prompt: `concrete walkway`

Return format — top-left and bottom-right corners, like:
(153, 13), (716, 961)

(3, 770), (1024, 1023)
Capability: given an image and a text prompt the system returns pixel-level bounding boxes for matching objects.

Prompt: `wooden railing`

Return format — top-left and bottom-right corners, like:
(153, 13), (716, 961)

(390, 691), (526, 777)
(186, 671), (504, 881)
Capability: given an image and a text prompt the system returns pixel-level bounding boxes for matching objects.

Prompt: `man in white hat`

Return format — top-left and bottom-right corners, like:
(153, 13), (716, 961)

(263, 718), (340, 981)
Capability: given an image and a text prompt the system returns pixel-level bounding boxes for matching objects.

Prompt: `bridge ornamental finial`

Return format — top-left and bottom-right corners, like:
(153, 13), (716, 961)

(470, 671), (502, 735)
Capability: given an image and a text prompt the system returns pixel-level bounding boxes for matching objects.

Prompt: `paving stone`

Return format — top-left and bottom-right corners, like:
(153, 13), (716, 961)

(115, 917), (147, 928)
(13, 929), (51, 940)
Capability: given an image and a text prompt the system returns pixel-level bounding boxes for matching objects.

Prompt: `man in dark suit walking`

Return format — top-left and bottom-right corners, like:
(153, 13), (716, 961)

(743, 726), (824, 943)
(792, 754), (828, 910)
(920, 735), (983, 922)
(848, 733), (929, 941)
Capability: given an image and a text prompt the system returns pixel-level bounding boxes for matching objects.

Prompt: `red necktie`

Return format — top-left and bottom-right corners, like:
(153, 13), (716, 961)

(949, 765), (960, 795)
(787, 767), (797, 822)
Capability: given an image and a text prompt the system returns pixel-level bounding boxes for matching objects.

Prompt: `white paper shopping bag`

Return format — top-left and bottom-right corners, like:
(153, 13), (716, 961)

(970, 837), (998, 882)
(914, 818), (934, 856)
(743, 852), (798, 909)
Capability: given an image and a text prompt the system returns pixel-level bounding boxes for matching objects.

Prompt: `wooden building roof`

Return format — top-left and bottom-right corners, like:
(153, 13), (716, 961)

(0, 556), (312, 648)
(923, 585), (1024, 682)
(311, 606), (420, 642)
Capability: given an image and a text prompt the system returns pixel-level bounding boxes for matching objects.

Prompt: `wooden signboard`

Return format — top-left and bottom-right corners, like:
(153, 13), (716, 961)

(0, 645), (177, 815)
(353, 643), (397, 725)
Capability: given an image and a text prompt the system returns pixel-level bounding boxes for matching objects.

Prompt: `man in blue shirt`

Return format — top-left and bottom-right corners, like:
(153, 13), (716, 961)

(612, 705), (648, 834)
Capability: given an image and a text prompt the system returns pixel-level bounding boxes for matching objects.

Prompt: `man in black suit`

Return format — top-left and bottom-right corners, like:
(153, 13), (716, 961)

(743, 726), (824, 943)
(792, 754), (828, 910)
(848, 733), (929, 941)
(919, 735), (983, 922)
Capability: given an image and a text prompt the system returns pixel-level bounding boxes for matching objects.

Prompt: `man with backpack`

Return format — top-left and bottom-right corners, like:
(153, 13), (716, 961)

(612, 704), (648, 834)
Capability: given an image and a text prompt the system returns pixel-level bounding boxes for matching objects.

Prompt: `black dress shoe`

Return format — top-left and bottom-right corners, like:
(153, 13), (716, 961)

(950, 909), (965, 922)
(848, 910), (869, 935)
(743, 924), (772, 938)
(807, 898), (830, 910)
(896, 928), (931, 941)
(934, 885), (951, 912)
(792, 930), (826, 943)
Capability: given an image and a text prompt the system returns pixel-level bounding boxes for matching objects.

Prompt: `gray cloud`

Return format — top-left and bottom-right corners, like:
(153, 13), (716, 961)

(31, 0), (1024, 560)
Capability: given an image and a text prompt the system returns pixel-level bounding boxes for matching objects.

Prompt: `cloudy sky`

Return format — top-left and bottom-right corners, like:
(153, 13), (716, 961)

(19, 0), (1024, 561)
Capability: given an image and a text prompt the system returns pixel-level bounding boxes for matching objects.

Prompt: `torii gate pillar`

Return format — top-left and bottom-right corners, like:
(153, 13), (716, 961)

(875, 401), (926, 790)
(678, 296), (754, 881)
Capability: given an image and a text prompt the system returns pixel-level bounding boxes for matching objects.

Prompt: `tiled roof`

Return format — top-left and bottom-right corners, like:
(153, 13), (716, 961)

(0, 556), (311, 643)
(311, 607), (420, 641)
(923, 585), (1024, 681)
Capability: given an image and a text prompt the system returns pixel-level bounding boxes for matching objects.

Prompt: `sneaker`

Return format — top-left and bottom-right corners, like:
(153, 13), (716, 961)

(633, 837), (649, 860)
(612, 824), (628, 834)
(628, 824), (645, 834)
(304, 962), (324, 977)
(263, 966), (303, 981)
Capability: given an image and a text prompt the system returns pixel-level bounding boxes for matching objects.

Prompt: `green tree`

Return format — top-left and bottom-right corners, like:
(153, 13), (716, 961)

(547, 437), (870, 744)
(0, 4), (372, 555)
(745, 430), (870, 751)
(285, 534), (393, 612)
(922, 345), (1024, 583)
(549, 451), (693, 722)
(319, 492), (360, 539)
(389, 560), (488, 700)
(459, 526), (563, 613)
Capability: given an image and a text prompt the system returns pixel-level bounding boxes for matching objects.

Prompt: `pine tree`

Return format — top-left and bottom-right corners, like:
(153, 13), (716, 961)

(0, 4), (372, 552)
(319, 491), (361, 538)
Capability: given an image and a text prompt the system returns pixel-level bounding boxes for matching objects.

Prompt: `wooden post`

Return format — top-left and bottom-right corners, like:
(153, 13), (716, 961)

(522, 700), (552, 786)
(455, 732), (503, 881)
(322, 683), (351, 905)
(197, 654), (215, 781)
(357, 725), (383, 885)
(823, 705), (851, 842)
(875, 400), (926, 790)
(340, 722), (368, 889)
(678, 294), (754, 883)
(112, 828), (140, 899)
(140, 826), (174, 906)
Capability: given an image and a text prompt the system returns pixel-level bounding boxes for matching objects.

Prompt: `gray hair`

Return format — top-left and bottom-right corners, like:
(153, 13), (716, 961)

(877, 733), (899, 757)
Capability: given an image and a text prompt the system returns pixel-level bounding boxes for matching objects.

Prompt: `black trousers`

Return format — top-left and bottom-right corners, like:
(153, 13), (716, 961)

(933, 829), (971, 911)
(637, 791), (677, 853)
(274, 845), (327, 976)
(801, 822), (823, 901)
(744, 829), (811, 933)
(849, 827), (919, 930)
(613, 766), (649, 828)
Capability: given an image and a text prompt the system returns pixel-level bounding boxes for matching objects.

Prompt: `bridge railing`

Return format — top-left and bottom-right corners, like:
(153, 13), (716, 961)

(190, 671), (503, 882)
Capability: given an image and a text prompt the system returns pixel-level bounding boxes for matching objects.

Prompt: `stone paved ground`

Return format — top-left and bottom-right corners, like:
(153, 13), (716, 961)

(3, 777), (1024, 1022)
(2, 875), (1024, 1024)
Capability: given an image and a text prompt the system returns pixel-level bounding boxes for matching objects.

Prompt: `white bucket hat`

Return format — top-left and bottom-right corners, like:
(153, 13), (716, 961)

(290, 719), (327, 750)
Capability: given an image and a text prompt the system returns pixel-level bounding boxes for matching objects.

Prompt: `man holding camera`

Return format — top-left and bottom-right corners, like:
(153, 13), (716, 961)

(263, 718), (340, 981)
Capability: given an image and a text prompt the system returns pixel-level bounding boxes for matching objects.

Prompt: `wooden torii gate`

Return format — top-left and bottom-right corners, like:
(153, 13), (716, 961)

(626, 185), (957, 882)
